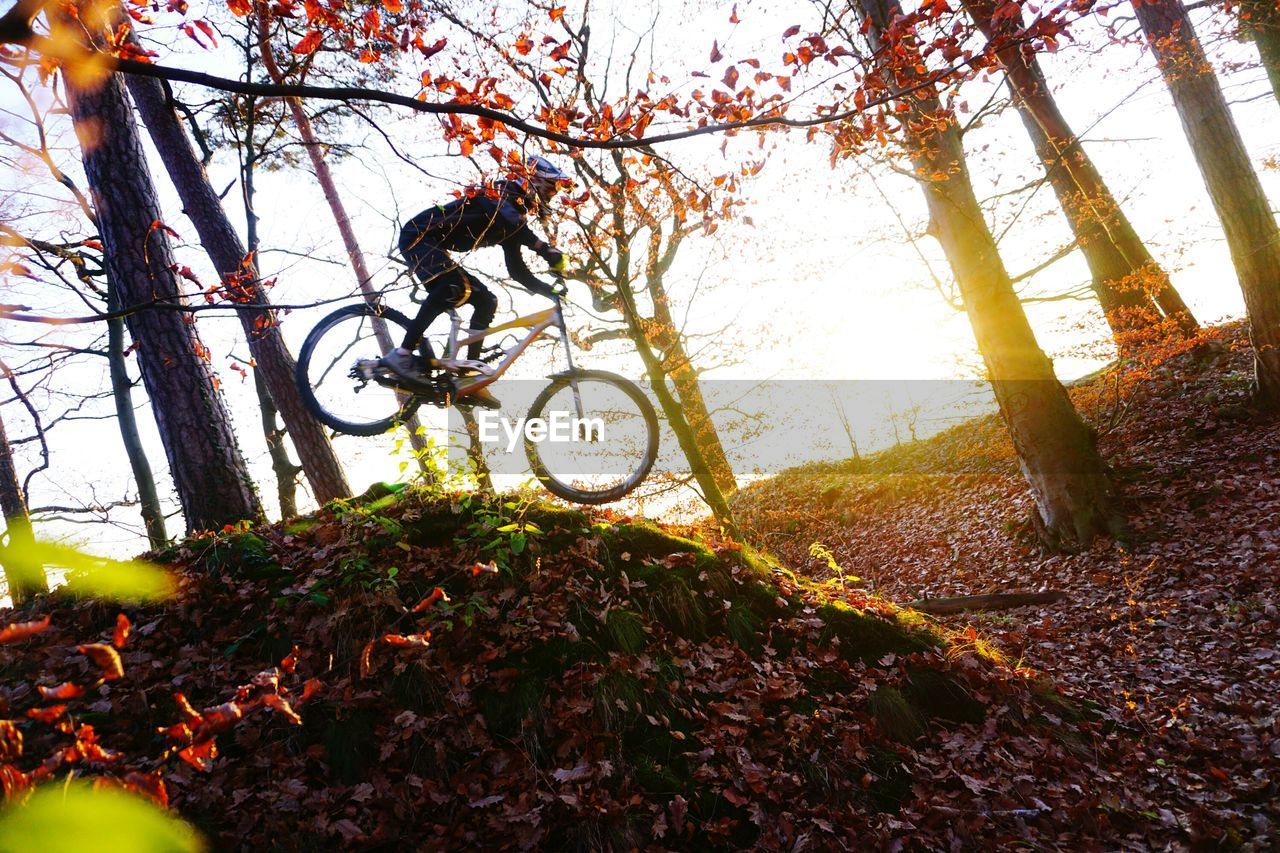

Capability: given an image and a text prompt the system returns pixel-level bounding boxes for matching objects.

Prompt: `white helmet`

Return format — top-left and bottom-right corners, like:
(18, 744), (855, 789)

(527, 154), (569, 184)
(526, 156), (571, 202)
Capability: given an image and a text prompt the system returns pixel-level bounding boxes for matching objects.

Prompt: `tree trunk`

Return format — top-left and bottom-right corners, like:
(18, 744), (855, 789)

(962, 0), (1197, 341)
(853, 0), (1126, 549)
(125, 73), (350, 505)
(0, 410), (48, 603)
(646, 275), (738, 496)
(254, 368), (301, 517)
(1237, 0), (1280, 111)
(254, 7), (435, 470)
(613, 275), (739, 533)
(458, 407), (495, 495)
(1135, 0), (1280, 407)
(64, 70), (262, 532)
(107, 275), (168, 549)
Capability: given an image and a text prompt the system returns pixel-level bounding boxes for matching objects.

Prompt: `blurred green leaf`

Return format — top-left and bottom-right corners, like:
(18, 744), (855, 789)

(0, 782), (203, 853)
(0, 540), (173, 602)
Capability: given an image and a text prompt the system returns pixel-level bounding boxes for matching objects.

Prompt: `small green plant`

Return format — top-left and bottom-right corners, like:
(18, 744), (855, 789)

(456, 494), (545, 571)
(809, 542), (862, 591)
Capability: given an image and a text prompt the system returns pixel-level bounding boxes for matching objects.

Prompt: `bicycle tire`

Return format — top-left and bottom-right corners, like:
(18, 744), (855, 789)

(524, 369), (659, 504)
(295, 303), (424, 437)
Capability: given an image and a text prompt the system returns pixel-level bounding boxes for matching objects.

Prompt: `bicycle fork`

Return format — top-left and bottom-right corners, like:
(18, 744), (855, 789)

(555, 297), (587, 422)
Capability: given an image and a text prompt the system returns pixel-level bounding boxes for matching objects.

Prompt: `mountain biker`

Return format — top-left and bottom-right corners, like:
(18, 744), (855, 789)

(380, 155), (571, 408)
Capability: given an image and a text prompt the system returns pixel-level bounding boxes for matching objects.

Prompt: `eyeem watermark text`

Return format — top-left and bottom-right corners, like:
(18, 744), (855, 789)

(476, 411), (604, 453)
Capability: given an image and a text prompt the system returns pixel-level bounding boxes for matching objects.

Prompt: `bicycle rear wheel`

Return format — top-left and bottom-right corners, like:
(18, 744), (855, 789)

(295, 303), (424, 436)
(524, 370), (659, 504)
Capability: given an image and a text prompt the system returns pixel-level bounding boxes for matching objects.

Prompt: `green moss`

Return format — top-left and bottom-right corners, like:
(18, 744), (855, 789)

(726, 602), (763, 650)
(817, 601), (936, 664)
(865, 748), (912, 812)
(321, 705), (378, 784)
(593, 671), (643, 733)
(282, 518), (319, 536)
(645, 574), (707, 638)
(196, 531), (284, 579)
(903, 668), (986, 725)
(868, 686), (925, 742)
(604, 609), (646, 654)
(633, 754), (686, 794)
(520, 503), (589, 533)
(606, 522), (714, 563)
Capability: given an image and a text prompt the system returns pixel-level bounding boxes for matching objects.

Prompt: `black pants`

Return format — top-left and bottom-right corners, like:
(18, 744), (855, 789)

(399, 232), (497, 363)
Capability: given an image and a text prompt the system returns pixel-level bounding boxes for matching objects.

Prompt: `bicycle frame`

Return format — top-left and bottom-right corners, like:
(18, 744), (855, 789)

(437, 296), (579, 405)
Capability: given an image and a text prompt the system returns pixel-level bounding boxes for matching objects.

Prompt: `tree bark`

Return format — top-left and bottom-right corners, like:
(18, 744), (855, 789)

(253, 368), (301, 517)
(125, 73), (350, 505)
(107, 275), (168, 549)
(253, 7), (435, 469)
(1135, 0), (1280, 407)
(64, 70), (262, 531)
(1237, 0), (1280, 111)
(962, 0), (1198, 340)
(646, 270), (738, 496)
(853, 0), (1126, 549)
(910, 591), (1065, 615)
(0, 410), (48, 603)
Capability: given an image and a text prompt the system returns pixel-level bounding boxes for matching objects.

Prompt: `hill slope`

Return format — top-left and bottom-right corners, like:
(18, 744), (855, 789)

(734, 322), (1280, 843)
(3, 486), (1138, 849)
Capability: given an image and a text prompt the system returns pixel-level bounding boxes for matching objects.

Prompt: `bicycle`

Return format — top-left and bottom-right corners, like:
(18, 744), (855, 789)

(294, 281), (659, 504)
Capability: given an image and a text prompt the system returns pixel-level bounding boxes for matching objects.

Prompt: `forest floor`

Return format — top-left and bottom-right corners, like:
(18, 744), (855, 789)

(1, 323), (1275, 850)
(734, 320), (1280, 846)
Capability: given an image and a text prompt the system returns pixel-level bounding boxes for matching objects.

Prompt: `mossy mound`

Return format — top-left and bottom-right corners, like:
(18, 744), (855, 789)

(2, 486), (1101, 849)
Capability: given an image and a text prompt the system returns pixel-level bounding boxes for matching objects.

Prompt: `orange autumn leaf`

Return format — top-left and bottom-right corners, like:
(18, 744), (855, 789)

(381, 0), (402, 11)
(299, 678), (323, 704)
(548, 5), (565, 21)
(38, 682), (85, 701)
(292, 29), (323, 54)
(27, 705), (67, 724)
(226, 0), (251, 15)
(261, 693), (303, 725)
(172, 692), (202, 726)
(359, 639), (377, 678)
(0, 720), (21, 761)
(0, 615), (51, 644)
(195, 701), (243, 738)
(280, 645), (301, 674)
(112, 613), (131, 649)
(382, 632), (431, 648)
(411, 587), (449, 612)
(79, 643), (124, 681)
(122, 771), (169, 808)
(178, 738), (217, 772)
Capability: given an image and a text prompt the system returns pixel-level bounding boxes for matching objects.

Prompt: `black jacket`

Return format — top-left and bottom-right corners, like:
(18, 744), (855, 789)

(401, 180), (552, 292)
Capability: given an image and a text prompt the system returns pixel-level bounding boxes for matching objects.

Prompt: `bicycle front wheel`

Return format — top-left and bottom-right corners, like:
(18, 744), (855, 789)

(524, 370), (659, 504)
(295, 303), (423, 436)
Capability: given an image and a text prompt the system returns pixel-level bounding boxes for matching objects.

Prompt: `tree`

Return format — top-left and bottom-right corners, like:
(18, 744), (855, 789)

(1133, 0), (1280, 407)
(567, 150), (740, 511)
(962, 0), (1198, 345)
(106, 275), (169, 549)
(124, 72), (351, 508)
(845, 0), (1126, 548)
(252, 5), (436, 471)
(0, 63), (169, 547)
(0, 404), (48, 603)
(63, 63), (262, 531)
(1235, 0), (1280, 109)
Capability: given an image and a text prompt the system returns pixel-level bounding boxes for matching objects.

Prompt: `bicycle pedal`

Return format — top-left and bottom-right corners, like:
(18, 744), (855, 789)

(352, 358), (382, 380)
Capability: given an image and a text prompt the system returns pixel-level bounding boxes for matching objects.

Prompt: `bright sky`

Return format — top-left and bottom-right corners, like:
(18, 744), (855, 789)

(1, 0), (1276, 556)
